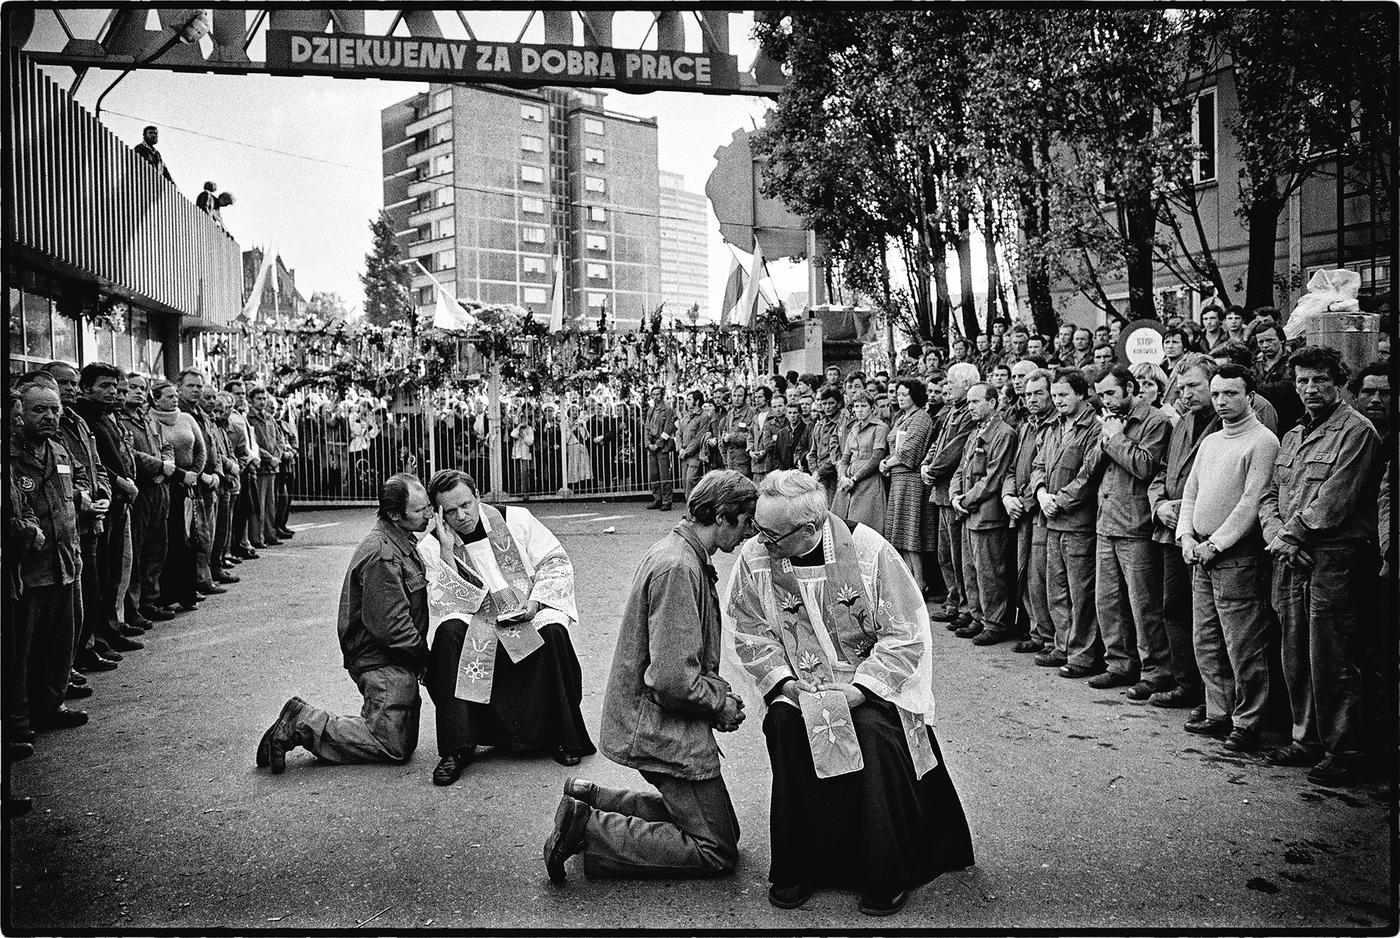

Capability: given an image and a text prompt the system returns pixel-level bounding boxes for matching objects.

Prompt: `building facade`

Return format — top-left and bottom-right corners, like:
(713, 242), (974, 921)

(382, 83), (663, 329)
(1047, 60), (1393, 328)
(658, 170), (710, 320)
(6, 56), (242, 378)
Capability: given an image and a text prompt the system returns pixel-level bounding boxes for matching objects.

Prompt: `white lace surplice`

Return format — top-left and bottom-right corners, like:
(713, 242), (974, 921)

(722, 522), (939, 778)
(417, 506), (578, 647)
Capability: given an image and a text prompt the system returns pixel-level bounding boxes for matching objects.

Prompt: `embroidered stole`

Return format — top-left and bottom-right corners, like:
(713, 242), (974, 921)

(450, 505), (544, 703)
(765, 514), (937, 779)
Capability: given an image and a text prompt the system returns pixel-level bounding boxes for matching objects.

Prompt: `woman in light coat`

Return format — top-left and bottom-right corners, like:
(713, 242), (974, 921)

(832, 392), (889, 533)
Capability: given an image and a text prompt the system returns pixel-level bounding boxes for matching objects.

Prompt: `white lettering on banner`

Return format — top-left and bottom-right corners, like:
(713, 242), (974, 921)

(267, 31), (732, 89)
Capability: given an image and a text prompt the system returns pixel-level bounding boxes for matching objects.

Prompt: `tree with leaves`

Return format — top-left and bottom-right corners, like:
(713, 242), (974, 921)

(359, 210), (413, 329)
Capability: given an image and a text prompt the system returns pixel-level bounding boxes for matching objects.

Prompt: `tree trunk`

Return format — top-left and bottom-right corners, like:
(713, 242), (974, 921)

(931, 229), (952, 344)
(1244, 180), (1286, 312)
(955, 203), (979, 337)
(983, 193), (1004, 323)
(1124, 187), (1159, 321)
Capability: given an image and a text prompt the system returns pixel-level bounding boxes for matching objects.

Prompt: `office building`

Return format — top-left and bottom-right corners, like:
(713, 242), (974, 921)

(658, 170), (710, 321)
(382, 83), (662, 329)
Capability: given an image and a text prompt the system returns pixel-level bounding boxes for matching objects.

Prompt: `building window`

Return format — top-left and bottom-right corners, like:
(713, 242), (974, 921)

(522, 226), (547, 244)
(522, 256), (548, 275)
(431, 153), (453, 176)
(1192, 89), (1217, 184)
(523, 287), (548, 304)
(587, 291), (608, 308)
(434, 185), (455, 207)
(435, 218), (455, 239)
(434, 250), (455, 271)
(432, 89), (452, 112)
(521, 104), (544, 122)
(584, 176), (605, 193)
(419, 286), (435, 305)
(430, 123), (453, 145)
(584, 147), (605, 165)
(521, 197), (545, 215)
(521, 165), (544, 184)
(521, 134), (544, 153)
(586, 263), (608, 280)
(584, 118), (604, 135)
(589, 205), (607, 222)
(586, 234), (608, 251)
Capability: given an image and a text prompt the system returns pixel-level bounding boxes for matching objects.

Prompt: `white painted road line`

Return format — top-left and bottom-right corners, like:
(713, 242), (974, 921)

(588, 514), (628, 523)
(552, 512), (602, 519)
(287, 522), (342, 531)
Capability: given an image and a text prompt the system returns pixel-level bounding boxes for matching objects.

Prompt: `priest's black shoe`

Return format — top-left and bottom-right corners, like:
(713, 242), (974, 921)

(768, 883), (815, 910)
(859, 888), (910, 916)
(38, 706), (89, 729)
(544, 794), (589, 884)
(433, 751), (471, 786)
(563, 777), (597, 806)
(553, 748), (582, 767)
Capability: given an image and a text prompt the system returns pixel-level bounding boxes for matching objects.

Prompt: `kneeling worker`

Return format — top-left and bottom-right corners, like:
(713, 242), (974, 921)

(256, 473), (431, 772)
(543, 470), (754, 883)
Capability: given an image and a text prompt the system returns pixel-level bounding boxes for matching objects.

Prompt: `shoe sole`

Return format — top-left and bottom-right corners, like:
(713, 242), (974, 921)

(858, 892), (910, 916)
(544, 795), (586, 884)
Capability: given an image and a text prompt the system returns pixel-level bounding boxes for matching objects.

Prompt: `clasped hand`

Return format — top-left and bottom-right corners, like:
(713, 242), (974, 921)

(712, 693), (745, 732)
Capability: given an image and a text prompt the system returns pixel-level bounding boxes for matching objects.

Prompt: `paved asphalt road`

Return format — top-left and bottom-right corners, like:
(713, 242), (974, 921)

(6, 502), (1393, 931)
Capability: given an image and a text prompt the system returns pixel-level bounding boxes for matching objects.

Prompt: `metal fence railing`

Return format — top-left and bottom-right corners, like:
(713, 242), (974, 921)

(283, 394), (672, 505)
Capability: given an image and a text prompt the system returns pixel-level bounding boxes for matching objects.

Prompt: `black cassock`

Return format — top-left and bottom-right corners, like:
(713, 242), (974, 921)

(424, 511), (595, 760)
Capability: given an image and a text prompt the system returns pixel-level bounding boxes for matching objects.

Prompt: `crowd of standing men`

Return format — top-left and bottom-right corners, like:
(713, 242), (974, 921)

(5, 363), (303, 817)
(644, 310), (1392, 788)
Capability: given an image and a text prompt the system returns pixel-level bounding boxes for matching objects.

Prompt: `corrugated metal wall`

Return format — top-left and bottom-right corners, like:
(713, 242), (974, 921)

(5, 54), (242, 325)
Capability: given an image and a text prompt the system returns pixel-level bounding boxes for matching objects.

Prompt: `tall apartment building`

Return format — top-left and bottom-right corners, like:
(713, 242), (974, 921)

(381, 84), (662, 329)
(658, 170), (710, 320)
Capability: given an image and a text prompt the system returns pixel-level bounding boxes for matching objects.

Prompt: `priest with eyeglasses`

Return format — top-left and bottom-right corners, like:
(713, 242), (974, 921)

(723, 469), (974, 917)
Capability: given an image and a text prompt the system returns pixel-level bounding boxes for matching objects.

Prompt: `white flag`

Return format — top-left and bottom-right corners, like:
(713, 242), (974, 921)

(417, 261), (475, 332)
(240, 244), (276, 323)
(718, 251), (746, 327)
(733, 238), (766, 327)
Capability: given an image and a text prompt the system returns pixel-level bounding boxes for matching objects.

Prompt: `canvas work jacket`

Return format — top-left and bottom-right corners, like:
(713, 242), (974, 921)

(951, 415), (1018, 531)
(1090, 398), (1171, 540)
(9, 431), (82, 588)
(1260, 399), (1381, 549)
(1031, 405), (1102, 534)
(337, 519), (430, 678)
(600, 522), (729, 781)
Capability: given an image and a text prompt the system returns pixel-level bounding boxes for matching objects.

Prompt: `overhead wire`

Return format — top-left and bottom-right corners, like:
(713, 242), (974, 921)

(101, 106), (810, 233)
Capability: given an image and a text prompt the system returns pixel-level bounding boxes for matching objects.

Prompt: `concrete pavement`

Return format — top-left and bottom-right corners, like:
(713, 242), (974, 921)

(6, 502), (1393, 930)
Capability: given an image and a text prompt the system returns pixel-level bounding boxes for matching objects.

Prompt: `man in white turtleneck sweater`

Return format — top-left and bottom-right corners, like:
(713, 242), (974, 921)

(1176, 364), (1280, 753)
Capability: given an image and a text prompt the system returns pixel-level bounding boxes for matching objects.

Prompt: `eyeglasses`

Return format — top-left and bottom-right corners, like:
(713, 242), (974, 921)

(752, 519), (812, 547)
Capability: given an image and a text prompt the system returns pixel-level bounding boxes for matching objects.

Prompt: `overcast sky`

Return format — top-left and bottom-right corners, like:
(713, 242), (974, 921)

(29, 9), (821, 319)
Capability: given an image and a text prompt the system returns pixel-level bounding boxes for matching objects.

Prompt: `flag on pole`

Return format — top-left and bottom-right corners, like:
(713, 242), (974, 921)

(733, 238), (766, 327)
(240, 243), (276, 323)
(414, 260), (476, 332)
(718, 249), (747, 327)
(547, 246), (566, 332)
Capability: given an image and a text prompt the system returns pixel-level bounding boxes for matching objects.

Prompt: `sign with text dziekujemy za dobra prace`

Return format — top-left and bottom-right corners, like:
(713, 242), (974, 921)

(264, 30), (741, 93)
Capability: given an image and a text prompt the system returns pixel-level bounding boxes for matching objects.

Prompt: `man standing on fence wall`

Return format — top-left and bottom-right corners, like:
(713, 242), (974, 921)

(645, 386), (676, 512)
